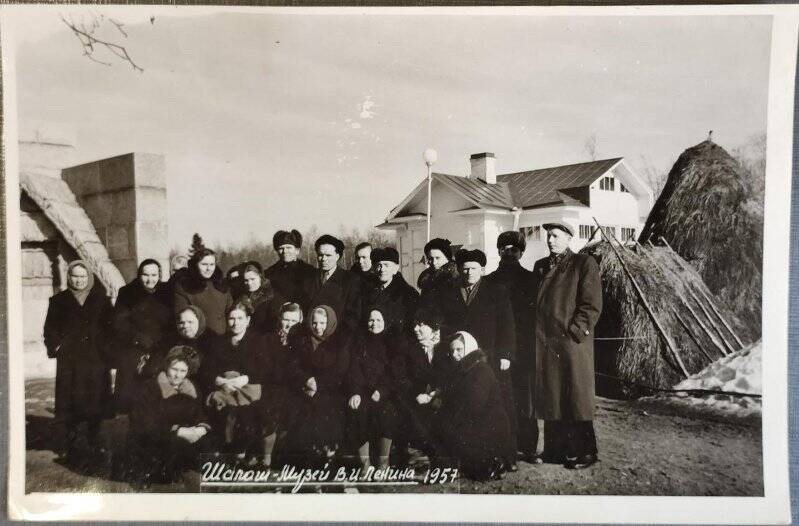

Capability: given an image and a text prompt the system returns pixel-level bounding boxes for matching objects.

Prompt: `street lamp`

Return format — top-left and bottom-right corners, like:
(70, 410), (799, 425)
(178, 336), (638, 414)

(423, 148), (437, 242)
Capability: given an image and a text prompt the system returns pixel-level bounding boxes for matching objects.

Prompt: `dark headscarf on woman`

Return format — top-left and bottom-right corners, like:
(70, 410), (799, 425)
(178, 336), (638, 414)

(137, 258), (163, 295)
(67, 260), (94, 306)
(178, 305), (207, 340)
(308, 305), (338, 350)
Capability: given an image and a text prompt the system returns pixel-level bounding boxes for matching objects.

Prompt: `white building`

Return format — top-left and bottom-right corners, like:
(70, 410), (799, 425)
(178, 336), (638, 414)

(378, 152), (653, 286)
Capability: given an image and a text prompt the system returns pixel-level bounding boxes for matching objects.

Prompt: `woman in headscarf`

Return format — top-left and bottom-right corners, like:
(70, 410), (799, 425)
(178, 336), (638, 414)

(391, 305), (453, 465)
(128, 346), (211, 486)
(417, 238), (460, 306)
(236, 261), (284, 335)
(43, 260), (113, 460)
(201, 302), (281, 465)
(112, 259), (173, 414)
(143, 305), (212, 380)
(345, 308), (398, 472)
(433, 331), (514, 480)
(283, 305), (350, 464)
(173, 234), (233, 336)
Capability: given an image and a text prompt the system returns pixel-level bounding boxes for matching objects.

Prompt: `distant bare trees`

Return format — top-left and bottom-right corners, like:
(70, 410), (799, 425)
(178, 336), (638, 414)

(583, 133), (598, 161)
(60, 12), (147, 72)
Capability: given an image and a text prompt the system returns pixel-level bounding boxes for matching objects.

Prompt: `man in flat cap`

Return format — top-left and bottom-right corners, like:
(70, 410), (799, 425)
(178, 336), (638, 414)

(361, 247), (419, 342)
(485, 230), (539, 464)
(440, 248), (518, 470)
(265, 229), (316, 305)
(299, 234), (362, 335)
(532, 221), (602, 469)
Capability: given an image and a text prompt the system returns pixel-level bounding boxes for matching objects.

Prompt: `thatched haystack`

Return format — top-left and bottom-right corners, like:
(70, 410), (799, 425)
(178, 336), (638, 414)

(582, 239), (756, 396)
(639, 140), (763, 334)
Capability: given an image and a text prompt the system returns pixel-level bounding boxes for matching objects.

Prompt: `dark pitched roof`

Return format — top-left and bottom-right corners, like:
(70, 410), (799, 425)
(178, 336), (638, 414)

(497, 157), (622, 208)
(430, 157), (622, 211)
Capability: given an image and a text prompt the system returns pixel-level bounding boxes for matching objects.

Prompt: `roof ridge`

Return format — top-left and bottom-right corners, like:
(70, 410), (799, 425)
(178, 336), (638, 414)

(497, 157), (623, 178)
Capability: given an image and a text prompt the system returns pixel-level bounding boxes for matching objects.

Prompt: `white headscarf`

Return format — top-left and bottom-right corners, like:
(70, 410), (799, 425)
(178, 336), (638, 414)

(452, 331), (479, 357)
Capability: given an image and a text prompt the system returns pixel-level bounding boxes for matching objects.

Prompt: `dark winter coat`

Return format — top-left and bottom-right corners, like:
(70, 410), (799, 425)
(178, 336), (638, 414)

(112, 280), (173, 412)
(532, 249), (602, 421)
(43, 285), (113, 421)
(392, 339), (453, 445)
(485, 260), (537, 419)
(264, 259), (317, 305)
(417, 261), (460, 306)
(129, 373), (211, 479)
(145, 328), (214, 380)
(237, 284), (285, 335)
(350, 264), (378, 291)
(345, 332), (399, 443)
(200, 330), (282, 435)
(283, 328), (350, 453)
(174, 267), (233, 337)
(439, 278), (517, 435)
(361, 274), (420, 339)
(434, 350), (515, 480)
(299, 267), (362, 335)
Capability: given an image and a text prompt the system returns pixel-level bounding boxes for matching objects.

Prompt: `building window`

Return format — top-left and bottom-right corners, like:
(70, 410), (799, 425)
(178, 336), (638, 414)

(599, 176), (616, 191)
(578, 225), (595, 240)
(620, 182), (630, 193)
(598, 226), (617, 239)
(621, 227), (636, 241)
(520, 226), (541, 241)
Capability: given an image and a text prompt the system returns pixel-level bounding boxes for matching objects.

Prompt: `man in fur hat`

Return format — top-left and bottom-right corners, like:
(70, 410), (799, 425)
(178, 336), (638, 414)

(264, 229), (316, 306)
(485, 230), (539, 463)
(532, 221), (602, 470)
(299, 234), (362, 335)
(361, 247), (419, 340)
(439, 248), (518, 471)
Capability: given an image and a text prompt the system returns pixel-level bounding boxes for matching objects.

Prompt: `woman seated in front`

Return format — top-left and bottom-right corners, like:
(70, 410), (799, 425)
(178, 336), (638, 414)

(283, 305), (350, 466)
(433, 331), (514, 481)
(391, 305), (453, 465)
(345, 308), (399, 472)
(200, 302), (281, 466)
(129, 345), (211, 486)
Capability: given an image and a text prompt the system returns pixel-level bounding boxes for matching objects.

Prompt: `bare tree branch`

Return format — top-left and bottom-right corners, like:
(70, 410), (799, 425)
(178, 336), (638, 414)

(61, 13), (143, 73)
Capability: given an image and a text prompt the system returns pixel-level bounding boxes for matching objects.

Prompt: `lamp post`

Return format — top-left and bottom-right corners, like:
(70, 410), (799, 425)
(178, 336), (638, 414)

(423, 148), (437, 242)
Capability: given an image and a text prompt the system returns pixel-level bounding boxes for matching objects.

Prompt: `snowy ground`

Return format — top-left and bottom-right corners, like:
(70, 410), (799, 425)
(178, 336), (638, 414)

(647, 341), (763, 420)
(23, 378), (763, 496)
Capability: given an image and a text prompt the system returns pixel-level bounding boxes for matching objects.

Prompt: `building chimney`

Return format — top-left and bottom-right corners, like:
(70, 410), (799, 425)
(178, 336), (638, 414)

(470, 152), (496, 184)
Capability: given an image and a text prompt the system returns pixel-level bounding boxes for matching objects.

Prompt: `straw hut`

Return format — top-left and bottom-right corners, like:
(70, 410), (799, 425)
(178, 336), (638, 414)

(639, 139), (763, 334)
(582, 239), (756, 396)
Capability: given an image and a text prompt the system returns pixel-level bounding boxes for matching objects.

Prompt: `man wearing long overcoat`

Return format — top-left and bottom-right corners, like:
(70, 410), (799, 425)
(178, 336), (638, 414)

(532, 221), (602, 469)
(439, 248), (518, 469)
(264, 229), (317, 305)
(485, 231), (538, 462)
(361, 247), (419, 342)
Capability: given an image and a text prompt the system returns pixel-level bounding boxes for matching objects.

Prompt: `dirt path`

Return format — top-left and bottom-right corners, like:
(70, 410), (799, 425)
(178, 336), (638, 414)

(23, 379), (762, 495)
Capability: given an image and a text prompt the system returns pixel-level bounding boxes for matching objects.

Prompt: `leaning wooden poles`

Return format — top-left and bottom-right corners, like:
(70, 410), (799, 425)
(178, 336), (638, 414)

(592, 218), (689, 378)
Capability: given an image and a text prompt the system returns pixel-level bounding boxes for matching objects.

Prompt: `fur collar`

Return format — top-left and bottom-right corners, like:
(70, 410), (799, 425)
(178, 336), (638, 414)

(157, 371), (198, 399)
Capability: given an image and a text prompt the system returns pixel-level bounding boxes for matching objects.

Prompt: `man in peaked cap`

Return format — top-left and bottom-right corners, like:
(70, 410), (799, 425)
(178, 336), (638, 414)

(264, 229), (316, 305)
(439, 248), (518, 470)
(299, 234), (362, 334)
(532, 220), (602, 469)
(362, 247), (419, 340)
(485, 230), (539, 464)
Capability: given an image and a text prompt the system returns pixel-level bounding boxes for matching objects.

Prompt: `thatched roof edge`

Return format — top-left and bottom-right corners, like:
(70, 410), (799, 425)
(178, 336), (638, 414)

(20, 170), (126, 297)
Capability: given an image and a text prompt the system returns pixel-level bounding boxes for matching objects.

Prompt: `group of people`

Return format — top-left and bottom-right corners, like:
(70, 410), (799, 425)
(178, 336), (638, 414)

(42, 222), (602, 485)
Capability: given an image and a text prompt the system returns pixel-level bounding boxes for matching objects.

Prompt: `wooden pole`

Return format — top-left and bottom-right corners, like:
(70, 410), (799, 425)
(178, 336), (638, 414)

(658, 236), (743, 349)
(696, 286), (745, 348)
(687, 288), (734, 355)
(671, 307), (714, 364)
(643, 241), (727, 358)
(593, 218), (689, 378)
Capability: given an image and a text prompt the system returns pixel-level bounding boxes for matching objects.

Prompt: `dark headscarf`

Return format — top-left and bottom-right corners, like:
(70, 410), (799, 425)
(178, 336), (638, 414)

(177, 305), (207, 340)
(67, 260), (94, 306)
(137, 258), (163, 294)
(308, 304), (338, 350)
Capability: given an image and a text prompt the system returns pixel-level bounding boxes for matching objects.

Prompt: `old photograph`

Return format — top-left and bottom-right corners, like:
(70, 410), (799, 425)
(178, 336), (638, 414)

(2, 4), (795, 523)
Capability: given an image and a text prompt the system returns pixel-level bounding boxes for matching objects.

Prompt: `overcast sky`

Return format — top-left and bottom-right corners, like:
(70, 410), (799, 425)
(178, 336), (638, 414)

(7, 7), (771, 249)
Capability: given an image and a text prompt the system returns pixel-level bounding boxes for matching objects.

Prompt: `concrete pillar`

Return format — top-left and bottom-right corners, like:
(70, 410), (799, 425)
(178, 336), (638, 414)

(61, 153), (169, 282)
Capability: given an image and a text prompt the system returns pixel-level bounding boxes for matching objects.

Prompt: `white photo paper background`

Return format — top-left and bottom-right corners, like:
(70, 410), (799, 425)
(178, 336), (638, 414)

(2, 4), (794, 523)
